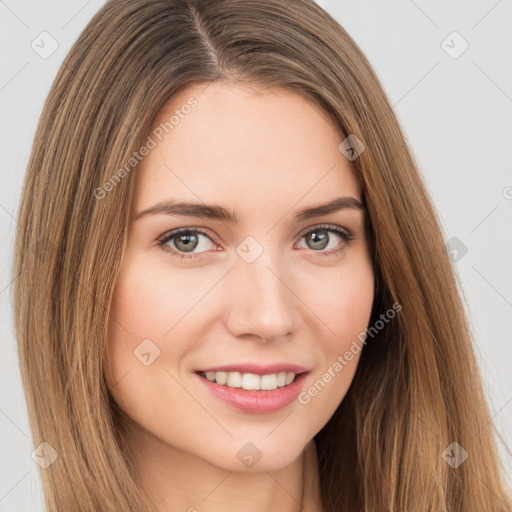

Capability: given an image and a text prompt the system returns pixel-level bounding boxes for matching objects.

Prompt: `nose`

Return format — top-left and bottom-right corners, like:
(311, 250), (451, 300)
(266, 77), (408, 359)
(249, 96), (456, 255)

(224, 249), (295, 343)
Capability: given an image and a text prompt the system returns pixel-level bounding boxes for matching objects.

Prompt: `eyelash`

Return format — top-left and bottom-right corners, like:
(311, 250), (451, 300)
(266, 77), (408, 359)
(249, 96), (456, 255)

(156, 224), (355, 260)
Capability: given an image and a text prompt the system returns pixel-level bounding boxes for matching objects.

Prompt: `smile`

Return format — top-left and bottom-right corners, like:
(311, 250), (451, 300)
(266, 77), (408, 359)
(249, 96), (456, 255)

(195, 367), (310, 414)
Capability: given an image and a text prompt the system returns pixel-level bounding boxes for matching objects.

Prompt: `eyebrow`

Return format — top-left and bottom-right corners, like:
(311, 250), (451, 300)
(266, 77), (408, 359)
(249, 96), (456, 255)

(135, 196), (366, 223)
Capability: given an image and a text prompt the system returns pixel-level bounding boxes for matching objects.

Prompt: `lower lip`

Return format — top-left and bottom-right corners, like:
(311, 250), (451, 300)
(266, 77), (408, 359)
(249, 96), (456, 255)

(195, 372), (309, 414)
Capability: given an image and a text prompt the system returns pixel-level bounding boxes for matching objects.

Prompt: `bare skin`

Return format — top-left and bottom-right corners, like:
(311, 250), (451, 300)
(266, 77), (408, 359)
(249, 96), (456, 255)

(103, 81), (374, 512)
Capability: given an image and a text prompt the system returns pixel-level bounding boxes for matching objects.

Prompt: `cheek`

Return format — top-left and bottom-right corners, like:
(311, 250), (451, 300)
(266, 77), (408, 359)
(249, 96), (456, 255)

(103, 254), (222, 397)
(305, 252), (375, 350)
(103, 258), (179, 388)
(109, 261), (177, 335)
(106, 256), (203, 358)
(334, 270), (374, 344)
(295, 256), (374, 422)
(103, 258), (201, 433)
(330, 260), (375, 369)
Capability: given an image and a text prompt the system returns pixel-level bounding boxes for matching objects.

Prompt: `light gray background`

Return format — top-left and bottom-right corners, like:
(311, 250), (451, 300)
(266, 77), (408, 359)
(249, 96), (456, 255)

(1, 1), (511, 510)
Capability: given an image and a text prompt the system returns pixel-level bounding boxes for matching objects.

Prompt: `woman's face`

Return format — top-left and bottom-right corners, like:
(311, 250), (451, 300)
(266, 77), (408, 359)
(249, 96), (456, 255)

(104, 82), (374, 473)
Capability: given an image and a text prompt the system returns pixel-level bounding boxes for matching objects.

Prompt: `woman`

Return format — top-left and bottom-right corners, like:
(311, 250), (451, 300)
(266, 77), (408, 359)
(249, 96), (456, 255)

(13, 0), (511, 511)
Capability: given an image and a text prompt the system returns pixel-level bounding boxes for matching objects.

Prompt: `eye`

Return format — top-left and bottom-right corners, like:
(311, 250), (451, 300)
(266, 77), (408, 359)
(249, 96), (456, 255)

(157, 228), (216, 259)
(157, 224), (355, 260)
(296, 224), (355, 257)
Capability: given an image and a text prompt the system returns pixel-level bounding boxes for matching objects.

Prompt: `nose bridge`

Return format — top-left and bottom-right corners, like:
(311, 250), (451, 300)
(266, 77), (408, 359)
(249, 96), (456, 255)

(225, 238), (295, 339)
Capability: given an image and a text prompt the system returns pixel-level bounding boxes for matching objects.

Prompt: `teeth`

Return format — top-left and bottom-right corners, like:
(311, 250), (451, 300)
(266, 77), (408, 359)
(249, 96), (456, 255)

(216, 371), (227, 385)
(242, 373), (260, 390)
(260, 374), (277, 390)
(227, 372), (242, 388)
(201, 370), (299, 390)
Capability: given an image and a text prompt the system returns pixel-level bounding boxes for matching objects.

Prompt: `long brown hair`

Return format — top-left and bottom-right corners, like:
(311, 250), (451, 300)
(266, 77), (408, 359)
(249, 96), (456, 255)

(13, 0), (511, 510)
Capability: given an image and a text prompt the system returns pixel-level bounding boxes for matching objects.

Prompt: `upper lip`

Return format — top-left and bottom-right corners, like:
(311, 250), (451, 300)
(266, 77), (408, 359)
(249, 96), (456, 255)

(196, 363), (309, 375)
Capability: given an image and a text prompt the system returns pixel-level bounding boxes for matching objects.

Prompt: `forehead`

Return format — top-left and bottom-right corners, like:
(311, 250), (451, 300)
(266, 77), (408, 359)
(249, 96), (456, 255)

(135, 82), (361, 216)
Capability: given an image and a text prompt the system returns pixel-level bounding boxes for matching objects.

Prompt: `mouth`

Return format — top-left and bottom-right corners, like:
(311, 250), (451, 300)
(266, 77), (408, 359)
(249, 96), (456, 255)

(196, 369), (303, 390)
(194, 366), (310, 414)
